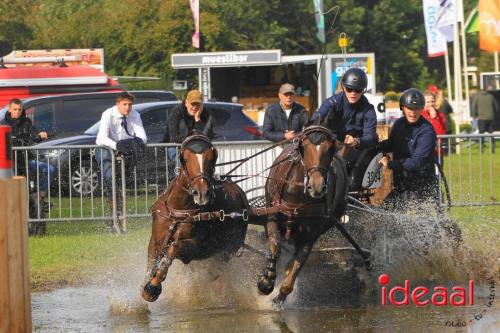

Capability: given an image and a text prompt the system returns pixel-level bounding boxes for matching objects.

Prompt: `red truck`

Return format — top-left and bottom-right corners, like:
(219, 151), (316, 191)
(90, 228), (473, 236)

(0, 48), (121, 108)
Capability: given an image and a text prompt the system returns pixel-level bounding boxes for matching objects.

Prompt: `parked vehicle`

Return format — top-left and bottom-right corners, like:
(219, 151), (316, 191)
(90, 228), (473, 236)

(0, 47), (122, 108)
(33, 101), (263, 196)
(0, 91), (176, 139)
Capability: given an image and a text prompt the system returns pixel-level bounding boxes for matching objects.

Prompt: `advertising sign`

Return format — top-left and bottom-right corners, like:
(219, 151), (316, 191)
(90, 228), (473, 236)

(172, 50), (281, 68)
(330, 54), (376, 94)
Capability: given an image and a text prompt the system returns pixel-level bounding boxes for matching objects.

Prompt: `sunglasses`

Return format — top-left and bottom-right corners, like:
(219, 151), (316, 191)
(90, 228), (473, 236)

(344, 87), (363, 94)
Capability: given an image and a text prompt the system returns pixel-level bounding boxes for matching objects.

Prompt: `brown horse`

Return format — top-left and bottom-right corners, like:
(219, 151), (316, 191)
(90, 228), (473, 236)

(257, 125), (349, 304)
(141, 135), (249, 302)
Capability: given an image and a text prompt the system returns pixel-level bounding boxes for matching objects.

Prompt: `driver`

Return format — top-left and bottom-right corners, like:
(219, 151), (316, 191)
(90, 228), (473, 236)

(379, 88), (439, 211)
(311, 68), (378, 189)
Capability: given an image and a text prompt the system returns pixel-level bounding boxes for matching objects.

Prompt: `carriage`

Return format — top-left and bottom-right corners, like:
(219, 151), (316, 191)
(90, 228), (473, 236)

(141, 128), (454, 304)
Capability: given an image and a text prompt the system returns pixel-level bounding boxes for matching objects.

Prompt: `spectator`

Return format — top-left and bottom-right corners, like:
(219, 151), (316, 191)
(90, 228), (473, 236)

(262, 83), (308, 143)
(429, 85), (454, 134)
(163, 89), (214, 162)
(0, 98), (55, 208)
(422, 91), (446, 165)
(471, 86), (499, 153)
(95, 92), (147, 232)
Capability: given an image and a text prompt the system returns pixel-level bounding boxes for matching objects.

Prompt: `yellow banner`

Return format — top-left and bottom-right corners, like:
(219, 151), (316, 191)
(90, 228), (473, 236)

(479, 0), (500, 51)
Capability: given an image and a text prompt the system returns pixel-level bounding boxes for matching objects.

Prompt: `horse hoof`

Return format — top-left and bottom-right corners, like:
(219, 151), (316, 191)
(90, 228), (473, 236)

(272, 293), (286, 306)
(257, 277), (275, 295)
(142, 282), (162, 302)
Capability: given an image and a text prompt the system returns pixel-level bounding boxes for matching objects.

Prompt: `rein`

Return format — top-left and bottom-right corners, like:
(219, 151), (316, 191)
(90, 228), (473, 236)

(215, 137), (292, 175)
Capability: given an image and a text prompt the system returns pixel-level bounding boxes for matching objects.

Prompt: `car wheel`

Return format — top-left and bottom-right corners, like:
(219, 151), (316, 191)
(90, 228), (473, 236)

(71, 161), (100, 196)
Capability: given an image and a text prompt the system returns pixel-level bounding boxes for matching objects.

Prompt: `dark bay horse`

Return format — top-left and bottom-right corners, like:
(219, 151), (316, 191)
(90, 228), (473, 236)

(142, 135), (249, 302)
(257, 125), (349, 304)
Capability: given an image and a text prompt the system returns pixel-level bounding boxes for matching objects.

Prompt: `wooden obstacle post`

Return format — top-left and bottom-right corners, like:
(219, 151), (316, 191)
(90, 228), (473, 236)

(0, 177), (32, 333)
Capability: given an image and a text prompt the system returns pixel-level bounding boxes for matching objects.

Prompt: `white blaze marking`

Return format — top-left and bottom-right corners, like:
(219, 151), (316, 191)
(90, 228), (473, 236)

(196, 154), (204, 173)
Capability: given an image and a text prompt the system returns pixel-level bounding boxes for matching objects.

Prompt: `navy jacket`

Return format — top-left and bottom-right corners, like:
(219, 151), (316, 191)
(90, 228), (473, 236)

(312, 92), (377, 149)
(379, 116), (437, 187)
(263, 102), (308, 142)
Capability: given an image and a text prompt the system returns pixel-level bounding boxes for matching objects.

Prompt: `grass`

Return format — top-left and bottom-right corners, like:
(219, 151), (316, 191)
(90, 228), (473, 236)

(442, 140), (500, 204)
(28, 142), (500, 291)
(29, 219), (151, 291)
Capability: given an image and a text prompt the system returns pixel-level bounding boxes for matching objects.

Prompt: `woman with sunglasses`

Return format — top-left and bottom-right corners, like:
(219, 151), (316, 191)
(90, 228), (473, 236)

(312, 67), (377, 150)
(311, 68), (378, 190)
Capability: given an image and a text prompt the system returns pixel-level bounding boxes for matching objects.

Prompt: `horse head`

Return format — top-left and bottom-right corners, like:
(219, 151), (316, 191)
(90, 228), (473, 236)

(179, 134), (218, 206)
(297, 125), (337, 199)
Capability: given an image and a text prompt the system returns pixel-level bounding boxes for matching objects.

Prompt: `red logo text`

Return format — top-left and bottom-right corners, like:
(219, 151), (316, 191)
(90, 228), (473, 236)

(379, 274), (474, 307)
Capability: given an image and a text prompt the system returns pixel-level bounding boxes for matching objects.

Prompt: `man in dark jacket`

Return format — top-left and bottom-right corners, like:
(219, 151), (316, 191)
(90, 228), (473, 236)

(163, 90), (214, 161)
(471, 87), (499, 152)
(379, 88), (439, 211)
(1, 98), (54, 205)
(262, 83), (308, 142)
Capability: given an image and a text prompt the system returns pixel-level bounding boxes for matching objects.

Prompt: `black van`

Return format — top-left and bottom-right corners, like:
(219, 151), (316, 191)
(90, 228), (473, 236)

(0, 90), (176, 138)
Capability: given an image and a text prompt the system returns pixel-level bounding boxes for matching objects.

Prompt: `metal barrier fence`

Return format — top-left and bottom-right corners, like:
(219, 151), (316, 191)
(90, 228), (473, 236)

(12, 134), (499, 226)
(13, 141), (281, 227)
(437, 133), (499, 207)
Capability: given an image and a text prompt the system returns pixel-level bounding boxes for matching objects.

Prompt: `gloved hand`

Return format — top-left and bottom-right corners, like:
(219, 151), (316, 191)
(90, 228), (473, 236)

(116, 140), (132, 156)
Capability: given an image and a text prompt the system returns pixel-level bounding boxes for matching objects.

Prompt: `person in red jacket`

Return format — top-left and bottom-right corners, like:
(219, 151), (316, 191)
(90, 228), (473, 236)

(422, 91), (446, 165)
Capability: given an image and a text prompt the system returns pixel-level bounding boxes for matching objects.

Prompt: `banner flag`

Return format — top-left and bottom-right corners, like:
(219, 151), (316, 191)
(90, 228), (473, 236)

(465, 7), (479, 34)
(313, 0), (326, 44)
(190, 0), (200, 49)
(423, 0), (448, 57)
(435, 0), (456, 42)
(479, 0), (500, 51)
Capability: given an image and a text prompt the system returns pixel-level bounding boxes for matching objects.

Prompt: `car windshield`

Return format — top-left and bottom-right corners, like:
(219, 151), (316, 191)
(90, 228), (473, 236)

(85, 121), (101, 135)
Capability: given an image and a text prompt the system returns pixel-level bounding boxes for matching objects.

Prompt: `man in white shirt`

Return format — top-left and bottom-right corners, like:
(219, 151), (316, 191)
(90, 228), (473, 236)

(96, 92), (147, 149)
(95, 92), (147, 232)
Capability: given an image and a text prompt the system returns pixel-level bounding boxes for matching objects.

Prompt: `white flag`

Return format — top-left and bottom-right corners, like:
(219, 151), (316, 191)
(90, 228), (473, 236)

(434, 0), (463, 42)
(423, 0), (448, 57)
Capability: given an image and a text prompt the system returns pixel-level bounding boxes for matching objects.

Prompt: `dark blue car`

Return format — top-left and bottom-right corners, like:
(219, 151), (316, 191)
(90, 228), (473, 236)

(33, 101), (262, 195)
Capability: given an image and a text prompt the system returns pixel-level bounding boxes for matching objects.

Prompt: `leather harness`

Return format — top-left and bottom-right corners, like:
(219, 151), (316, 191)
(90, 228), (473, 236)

(151, 127), (337, 229)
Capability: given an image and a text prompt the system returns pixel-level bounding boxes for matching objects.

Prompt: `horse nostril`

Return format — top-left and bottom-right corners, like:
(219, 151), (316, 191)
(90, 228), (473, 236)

(192, 190), (199, 196)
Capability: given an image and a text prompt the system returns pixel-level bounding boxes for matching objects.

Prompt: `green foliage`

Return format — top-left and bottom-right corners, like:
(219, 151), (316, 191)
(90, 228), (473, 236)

(385, 91), (400, 101)
(3, 0), (487, 93)
(459, 123), (473, 133)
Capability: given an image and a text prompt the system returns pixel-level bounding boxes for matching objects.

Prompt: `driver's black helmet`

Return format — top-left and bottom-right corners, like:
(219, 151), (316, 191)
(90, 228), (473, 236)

(399, 88), (425, 110)
(341, 68), (368, 92)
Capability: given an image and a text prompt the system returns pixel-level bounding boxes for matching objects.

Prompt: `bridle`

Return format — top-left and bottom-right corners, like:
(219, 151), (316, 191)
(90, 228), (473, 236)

(295, 126), (336, 190)
(179, 135), (217, 197)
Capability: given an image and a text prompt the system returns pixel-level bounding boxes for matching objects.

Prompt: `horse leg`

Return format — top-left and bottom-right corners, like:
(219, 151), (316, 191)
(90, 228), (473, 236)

(273, 240), (314, 305)
(257, 219), (281, 295)
(141, 216), (171, 302)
